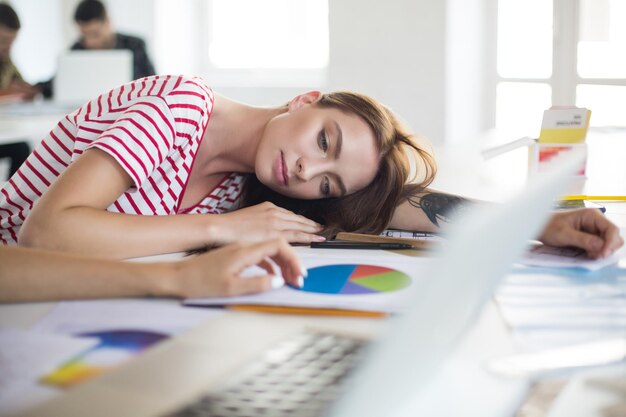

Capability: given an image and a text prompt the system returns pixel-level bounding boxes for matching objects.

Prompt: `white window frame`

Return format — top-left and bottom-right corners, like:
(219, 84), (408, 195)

(485, 0), (626, 130)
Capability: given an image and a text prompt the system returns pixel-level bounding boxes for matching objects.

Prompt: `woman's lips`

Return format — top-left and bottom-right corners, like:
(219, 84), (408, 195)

(281, 152), (289, 185)
(276, 151), (288, 186)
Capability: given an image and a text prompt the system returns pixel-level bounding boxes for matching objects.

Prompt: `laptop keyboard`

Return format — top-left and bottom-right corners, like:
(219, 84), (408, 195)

(169, 332), (366, 417)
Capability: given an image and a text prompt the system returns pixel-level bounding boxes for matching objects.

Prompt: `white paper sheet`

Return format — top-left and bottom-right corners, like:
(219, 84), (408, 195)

(33, 299), (222, 336)
(185, 248), (435, 313)
(2, 300), (222, 415)
(495, 266), (626, 350)
(0, 329), (98, 415)
(520, 243), (625, 271)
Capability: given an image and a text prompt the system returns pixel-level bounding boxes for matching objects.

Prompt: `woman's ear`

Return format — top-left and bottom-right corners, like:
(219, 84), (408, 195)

(288, 91), (322, 112)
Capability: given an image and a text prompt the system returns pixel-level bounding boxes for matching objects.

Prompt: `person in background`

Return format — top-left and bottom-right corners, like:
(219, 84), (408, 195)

(0, 2), (37, 99)
(0, 2), (36, 178)
(37, 0), (156, 98)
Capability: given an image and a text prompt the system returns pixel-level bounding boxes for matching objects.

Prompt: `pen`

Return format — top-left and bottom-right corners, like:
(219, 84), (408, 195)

(310, 241), (413, 250)
(561, 195), (626, 201)
(228, 305), (388, 318)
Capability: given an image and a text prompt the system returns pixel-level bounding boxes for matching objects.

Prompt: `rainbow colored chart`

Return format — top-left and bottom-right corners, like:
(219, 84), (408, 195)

(41, 330), (167, 388)
(294, 264), (411, 295)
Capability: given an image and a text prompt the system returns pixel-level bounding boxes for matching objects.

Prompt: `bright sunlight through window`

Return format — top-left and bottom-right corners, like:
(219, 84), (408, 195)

(208, 0), (329, 69)
(578, 0), (626, 78)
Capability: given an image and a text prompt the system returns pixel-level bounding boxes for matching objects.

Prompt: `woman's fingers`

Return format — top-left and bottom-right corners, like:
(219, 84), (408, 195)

(256, 257), (278, 276)
(227, 274), (284, 296)
(280, 230), (326, 244)
(213, 202), (325, 244)
(580, 210), (624, 258)
(229, 238), (304, 288)
(541, 209), (624, 259)
(271, 211), (323, 233)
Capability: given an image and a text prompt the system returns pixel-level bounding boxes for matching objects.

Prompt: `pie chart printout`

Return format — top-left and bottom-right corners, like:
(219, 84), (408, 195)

(295, 264), (411, 295)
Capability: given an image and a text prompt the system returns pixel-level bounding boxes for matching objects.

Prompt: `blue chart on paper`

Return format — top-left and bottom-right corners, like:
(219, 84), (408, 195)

(294, 264), (411, 295)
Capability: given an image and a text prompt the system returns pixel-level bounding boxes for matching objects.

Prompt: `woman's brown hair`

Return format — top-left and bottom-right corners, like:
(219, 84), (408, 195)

(239, 91), (437, 238)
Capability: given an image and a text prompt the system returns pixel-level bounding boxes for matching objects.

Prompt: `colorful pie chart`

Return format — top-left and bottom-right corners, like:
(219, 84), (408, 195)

(294, 264), (411, 294)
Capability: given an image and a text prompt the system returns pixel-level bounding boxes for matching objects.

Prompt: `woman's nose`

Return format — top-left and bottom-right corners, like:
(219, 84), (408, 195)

(296, 158), (327, 182)
(296, 158), (309, 180)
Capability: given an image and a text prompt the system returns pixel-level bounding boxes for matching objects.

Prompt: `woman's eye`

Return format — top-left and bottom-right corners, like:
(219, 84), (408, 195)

(318, 131), (329, 153)
(321, 176), (331, 196)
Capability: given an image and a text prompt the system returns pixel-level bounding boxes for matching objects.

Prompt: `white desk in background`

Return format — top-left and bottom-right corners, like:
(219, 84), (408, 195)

(0, 101), (75, 149)
(0, 101), (74, 179)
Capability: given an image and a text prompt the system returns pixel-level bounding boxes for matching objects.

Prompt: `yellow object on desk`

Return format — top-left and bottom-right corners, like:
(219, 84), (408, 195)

(530, 107), (591, 177)
(561, 195), (626, 201)
(538, 107), (591, 144)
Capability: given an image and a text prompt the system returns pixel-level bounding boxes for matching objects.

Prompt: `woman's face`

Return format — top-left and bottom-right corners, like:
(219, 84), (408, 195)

(0, 26), (17, 60)
(78, 18), (115, 49)
(255, 93), (380, 200)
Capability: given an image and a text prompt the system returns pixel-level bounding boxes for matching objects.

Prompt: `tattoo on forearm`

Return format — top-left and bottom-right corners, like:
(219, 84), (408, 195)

(408, 192), (469, 227)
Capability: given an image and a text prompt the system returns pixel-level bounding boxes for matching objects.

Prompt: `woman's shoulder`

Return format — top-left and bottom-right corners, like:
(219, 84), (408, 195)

(169, 76), (214, 100)
(119, 75), (212, 98)
(162, 76), (214, 115)
(69, 76), (214, 123)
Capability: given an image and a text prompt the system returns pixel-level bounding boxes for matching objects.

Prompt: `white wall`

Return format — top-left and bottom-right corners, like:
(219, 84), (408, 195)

(329, 0), (448, 144)
(445, 0), (487, 144)
(10, 0), (63, 81)
(8, 0), (487, 145)
(329, 0), (487, 145)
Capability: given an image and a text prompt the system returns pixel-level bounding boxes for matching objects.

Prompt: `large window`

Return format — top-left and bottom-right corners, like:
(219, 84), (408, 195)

(494, 0), (626, 134)
(209, 0), (328, 70)
(155, 0), (329, 87)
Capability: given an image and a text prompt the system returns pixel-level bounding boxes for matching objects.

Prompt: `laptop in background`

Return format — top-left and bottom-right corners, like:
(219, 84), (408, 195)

(19, 153), (583, 417)
(53, 50), (133, 106)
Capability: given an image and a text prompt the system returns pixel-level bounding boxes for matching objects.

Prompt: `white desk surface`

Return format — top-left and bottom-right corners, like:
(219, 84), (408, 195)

(3, 214), (625, 417)
(0, 284), (525, 417)
(1, 129), (625, 416)
(0, 101), (75, 148)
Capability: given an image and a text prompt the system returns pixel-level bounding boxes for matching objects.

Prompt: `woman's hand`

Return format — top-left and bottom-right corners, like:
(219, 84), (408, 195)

(208, 202), (325, 244)
(164, 238), (306, 298)
(538, 208), (624, 259)
(2, 81), (39, 100)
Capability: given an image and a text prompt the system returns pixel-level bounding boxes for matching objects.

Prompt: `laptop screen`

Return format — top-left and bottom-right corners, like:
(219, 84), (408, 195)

(53, 50), (133, 106)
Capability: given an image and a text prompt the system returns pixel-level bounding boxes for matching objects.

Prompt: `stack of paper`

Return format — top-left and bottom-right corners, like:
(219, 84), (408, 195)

(494, 264), (626, 351)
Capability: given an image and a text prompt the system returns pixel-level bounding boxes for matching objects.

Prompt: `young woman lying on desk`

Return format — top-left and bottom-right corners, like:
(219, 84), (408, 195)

(0, 75), (622, 262)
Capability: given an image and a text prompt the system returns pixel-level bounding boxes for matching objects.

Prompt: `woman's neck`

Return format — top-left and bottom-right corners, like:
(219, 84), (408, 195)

(193, 94), (285, 177)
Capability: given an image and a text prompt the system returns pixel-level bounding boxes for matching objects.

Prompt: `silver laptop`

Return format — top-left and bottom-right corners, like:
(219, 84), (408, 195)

(18, 153), (582, 417)
(53, 50), (133, 106)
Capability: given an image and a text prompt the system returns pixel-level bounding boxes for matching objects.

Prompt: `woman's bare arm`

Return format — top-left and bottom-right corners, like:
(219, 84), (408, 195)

(19, 149), (322, 258)
(19, 149), (215, 258)
(0, 238), (304, 303)
(389, 189), (623, 259)
(389, 189), (472, 232)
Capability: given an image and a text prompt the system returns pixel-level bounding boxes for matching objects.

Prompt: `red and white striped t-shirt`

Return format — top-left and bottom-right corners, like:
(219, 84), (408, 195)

(0, 75), (244, 245)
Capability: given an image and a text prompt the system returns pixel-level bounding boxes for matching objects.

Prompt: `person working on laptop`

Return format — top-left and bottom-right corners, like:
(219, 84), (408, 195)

(0, 3), (36, 179)
(37, 0), (155, 98)
(0, 237), (303, 303)
(0, 75), (622, 261)
(0, 3), (37, 100)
